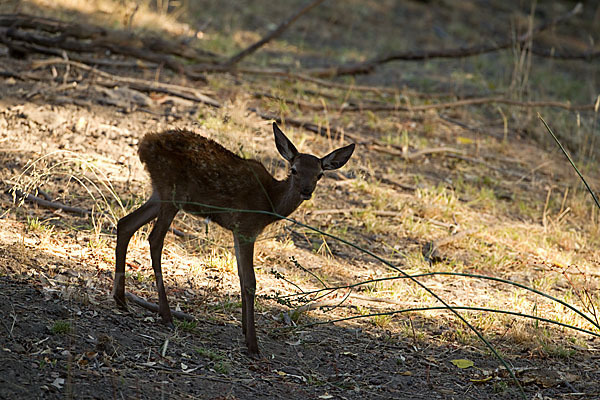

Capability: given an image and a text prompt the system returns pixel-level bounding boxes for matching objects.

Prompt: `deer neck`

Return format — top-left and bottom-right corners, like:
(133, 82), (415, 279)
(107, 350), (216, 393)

(271, 176), (303, 218)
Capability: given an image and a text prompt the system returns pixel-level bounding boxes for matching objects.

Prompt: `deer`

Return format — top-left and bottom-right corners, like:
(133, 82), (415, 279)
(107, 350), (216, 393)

(112, 122), (355, 354)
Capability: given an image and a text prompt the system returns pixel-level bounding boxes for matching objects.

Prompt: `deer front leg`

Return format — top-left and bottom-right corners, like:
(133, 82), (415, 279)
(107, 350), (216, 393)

(113, 194), (160, 309)
(148, 203), (179, 328)
(234, 234), (258, 354)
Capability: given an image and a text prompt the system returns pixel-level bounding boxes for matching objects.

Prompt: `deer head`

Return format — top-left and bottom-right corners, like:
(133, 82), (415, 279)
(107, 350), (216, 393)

(273, 122), (355, 200)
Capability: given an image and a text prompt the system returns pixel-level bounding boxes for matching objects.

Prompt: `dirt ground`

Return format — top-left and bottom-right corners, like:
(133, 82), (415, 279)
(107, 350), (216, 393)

(2, 1), (600, 399)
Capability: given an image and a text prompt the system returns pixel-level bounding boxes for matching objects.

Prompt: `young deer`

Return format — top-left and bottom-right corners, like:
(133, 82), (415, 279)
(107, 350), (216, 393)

(113, 122), (354, 354)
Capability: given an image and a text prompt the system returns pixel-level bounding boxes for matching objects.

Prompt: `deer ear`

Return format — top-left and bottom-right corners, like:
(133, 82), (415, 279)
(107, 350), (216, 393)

(273, 122), (298, 162)
(321, 143), (355, 170)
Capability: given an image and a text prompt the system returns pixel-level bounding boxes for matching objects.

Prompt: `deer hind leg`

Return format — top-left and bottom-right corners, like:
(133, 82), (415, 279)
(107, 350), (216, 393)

(234, 234), (258, 354)
(113, 192), (160, 309)
(148, 202), (179, 327)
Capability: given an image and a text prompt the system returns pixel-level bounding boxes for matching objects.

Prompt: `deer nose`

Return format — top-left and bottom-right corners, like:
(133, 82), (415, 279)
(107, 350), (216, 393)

(300, 189), (313, 200)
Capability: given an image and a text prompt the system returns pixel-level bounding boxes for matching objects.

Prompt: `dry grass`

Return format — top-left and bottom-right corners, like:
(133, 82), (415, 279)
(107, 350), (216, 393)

(14, 0), (193, 35)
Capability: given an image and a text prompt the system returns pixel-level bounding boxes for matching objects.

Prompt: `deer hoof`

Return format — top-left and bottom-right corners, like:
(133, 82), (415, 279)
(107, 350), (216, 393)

(161, 317), (175, 330)
(246, 342), (259, 356)
(113, 295), (128, 311)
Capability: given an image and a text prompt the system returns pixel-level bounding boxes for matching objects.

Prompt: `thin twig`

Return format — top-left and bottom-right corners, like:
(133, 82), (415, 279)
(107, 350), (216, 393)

(247, 107), (361, 143)
(303, 305), (600, 338)
(10, 188), (190, 238)
(125, 292), (195, 321)
(531, 46), (600, 61)
(539, 114), (600, 210)
(309, 208), (404, 217)
(370, 144), (466, 160)
(350, 97), (595, 112)
(307, 3), (582, 77)
(239, 67), (402, 94)
(423, 229), (478, 264)
(12, 189), (90, 216)
(307, 208), (455, 229)
(31, 58), (221, 108)
(223, 0), (327, 67)
(295, 290), (352, 313)
(254, 91), (595, 113)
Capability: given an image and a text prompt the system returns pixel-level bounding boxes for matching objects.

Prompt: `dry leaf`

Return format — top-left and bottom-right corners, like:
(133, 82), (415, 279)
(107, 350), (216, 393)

(470, 376), (493, 383)
(51, 377), (64, 389)
(457, 136), (474, 145)
(451, 359), (474, 369)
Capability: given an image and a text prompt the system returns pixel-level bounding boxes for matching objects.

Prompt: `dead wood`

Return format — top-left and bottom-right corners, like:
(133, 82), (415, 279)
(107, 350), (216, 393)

(31, 58), (220, 108)
(125, 292), (195, 321)
(349, 293), (404, 306)
(248, 108), (472, 162)
(0, 70), (27, 80)
(423, 229), (478, 264)
(254, 91), (596, 113)
(308, 207), (454, 229)
(376, 176), (417, 192)
(243, 67), (509, 100)
(0, 31), (158, 69)
(0, 26), (207, 82)
(294, 298), (350, 313)
(0, 14), (104, 39)
(370, 144), (466, 161)
(294, 292), (408, 313)
(306, 3), (583, 77)
(238, 67), (402, 94)
(388, 97), (595, 112)
(531, 46), (600, 61)
(309, 208), (410, 219)
(247, 107), (361, 143)
(12, 189), (91, 216)
(0, 13), (218, 61)
(223, 0), (327, 67)
(9, 188), (190, 238)
(253, 91), (328, 111)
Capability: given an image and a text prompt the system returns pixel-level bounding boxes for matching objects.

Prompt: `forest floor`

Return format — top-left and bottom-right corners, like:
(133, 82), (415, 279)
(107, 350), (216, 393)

(1, 0), (600, 399)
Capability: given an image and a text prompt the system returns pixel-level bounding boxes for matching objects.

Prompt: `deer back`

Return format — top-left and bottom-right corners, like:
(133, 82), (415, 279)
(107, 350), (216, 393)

(139, 130), (283, 234)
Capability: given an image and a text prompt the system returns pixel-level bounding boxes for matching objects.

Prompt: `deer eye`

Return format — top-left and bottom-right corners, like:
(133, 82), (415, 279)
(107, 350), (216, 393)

(291, 167), (298, 175)
(317, 172), (324, 180)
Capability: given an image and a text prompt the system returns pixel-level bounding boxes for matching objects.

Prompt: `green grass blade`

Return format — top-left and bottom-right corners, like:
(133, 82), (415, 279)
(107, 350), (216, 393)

(539, 114), (600, 210)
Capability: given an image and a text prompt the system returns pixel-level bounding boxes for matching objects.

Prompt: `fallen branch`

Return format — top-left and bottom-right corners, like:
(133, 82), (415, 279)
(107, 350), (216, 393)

(253, 91), (327, 111)
(12, 189), (90, 216)
(31, 58), (221, 108)
(0, 70), (27, 80)
(0, 13), (218, 61)
(243, 68), (512, 101)
(530, 46), (600, 61)
(125, 292), (195, 321)
(247, 107), (361, 143)
(309, 208), (404, 217)
(370, 144), (465, 160)
(373, 97), (596, 112)
(254, 91), (595, 113)
(376, 176), (417, 192)
(307, 208), (454, 229)
(349, 293), (404, 306)
(249, 107), (474, 163)
(238, 67), (402, 94)
(0, 26), (208, 82)
(223, 0), (327, 67)
(294, 298), (348, 312)
(423, 229), (478, 264)
(9, 188), (190, 238)
(307, 3), (583, 77)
